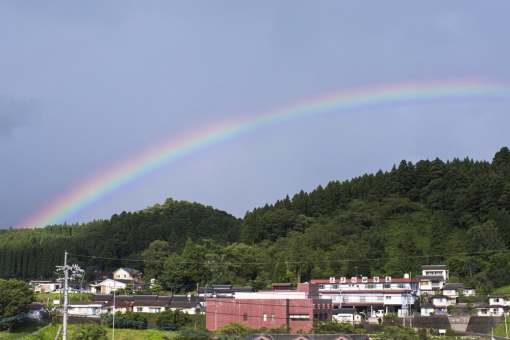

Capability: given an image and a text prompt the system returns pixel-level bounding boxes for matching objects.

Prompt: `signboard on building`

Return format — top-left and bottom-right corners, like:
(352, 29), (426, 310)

(329, 277), (335, 283)
(351, 277), (357, 283)
(340, 277), (346, 283)
(373, 277), (379, 283)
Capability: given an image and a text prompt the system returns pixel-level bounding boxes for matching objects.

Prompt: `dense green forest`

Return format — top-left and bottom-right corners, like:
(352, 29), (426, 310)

(1, 147), (510, 294)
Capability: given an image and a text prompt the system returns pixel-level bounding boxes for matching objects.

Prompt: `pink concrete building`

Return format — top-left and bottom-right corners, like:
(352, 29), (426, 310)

(206, 283), (332, 333)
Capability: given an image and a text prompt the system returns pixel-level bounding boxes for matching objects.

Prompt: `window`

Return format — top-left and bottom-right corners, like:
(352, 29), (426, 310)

(289, 314), (310, 321)
(331, 284), (339, 289)
(263, 313), (267, 321)
(386, 296), (391, 300)
(366, 284), (376, 289)
(271, 313), (275, 322)
(243, 313), (248, 321)
(397, 283), (405, 289)
(495, 298), (500, 302)
(149, 308), (161, 313)
(383, 283), (391, 289)
(319, 284), (325, 289)
(137, 307), (143, 312)
(123, 275), (126, 278)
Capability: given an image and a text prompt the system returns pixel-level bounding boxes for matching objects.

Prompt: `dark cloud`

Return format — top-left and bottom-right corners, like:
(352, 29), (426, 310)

(0, 96), (38, 137)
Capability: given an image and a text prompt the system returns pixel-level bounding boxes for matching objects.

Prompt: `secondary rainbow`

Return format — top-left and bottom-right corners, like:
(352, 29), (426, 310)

(17, 79), (510, 229)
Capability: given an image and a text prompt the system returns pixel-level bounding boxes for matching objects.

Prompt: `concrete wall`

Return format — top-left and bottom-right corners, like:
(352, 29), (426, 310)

(466, 316), (502, 334)
(412, 315), (451, 329)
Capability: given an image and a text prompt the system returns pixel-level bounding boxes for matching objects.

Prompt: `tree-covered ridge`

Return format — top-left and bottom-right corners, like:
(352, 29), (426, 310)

(1, 148), (510, 294)
(0, 198), (241, 280)
(241, 147), (510, 243)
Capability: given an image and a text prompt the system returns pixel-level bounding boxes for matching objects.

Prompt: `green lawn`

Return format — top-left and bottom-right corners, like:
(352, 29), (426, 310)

(491, 284), (510, 295)
(22, 323), (210, 340)
(0, 320), (50, 340)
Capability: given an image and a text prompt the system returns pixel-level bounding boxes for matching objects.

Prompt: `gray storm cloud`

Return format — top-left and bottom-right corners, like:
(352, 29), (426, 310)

(0, 96), (38, 137)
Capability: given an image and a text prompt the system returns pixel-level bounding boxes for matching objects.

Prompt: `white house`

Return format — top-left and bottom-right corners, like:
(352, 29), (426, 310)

(476, 295), (509, 316)
(132, 300), (169, 313)
(68, 301), (104, 317)
(113, 268), (143, 283)
(416, 265), (448, 295)
(333, 308), (364, 324)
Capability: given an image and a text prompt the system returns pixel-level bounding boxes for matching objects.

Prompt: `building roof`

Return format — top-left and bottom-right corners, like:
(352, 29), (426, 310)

(132, 300), (169, 307)
(311, 278), (419, 284)
(29, 303), (45, 310)
(421, 265), (447, 270)
(104, 301), (131, 308)
(442, 283), (464, 290)
(114, 267), (141, 275)
(68, 301), (104, 306)
(489, 294), (508, 299)
(92, 294), (113, 302)
(416, 275), (445, 280)
(170, 300), (201, 309)
(322, 290), (411, 294)
(334, 308), (357, 315)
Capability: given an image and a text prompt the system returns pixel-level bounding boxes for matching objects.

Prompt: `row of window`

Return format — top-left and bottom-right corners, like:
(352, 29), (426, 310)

(319, 283), (408, 290)
(242, 313), (310, 321)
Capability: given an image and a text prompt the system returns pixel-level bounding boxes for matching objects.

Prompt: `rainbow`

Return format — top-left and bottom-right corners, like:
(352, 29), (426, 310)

(17, 79), (510, 229)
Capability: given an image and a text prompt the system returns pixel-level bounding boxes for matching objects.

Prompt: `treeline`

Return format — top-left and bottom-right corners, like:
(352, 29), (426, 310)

(2, 148), (510, 294)
(0, 198), (241, 279)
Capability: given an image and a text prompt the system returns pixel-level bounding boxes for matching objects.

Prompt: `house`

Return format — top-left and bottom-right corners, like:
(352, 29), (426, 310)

(332, 308), (364, 324)
(68, 301), (104, 317)
(27, 303), (48, 320)
(169, 295), (203, 315)
(103, 300), (132, 314)
(132, 300), (169, 313)
(113, 268), (143, 283)
(311, 274), (418, 317)
(29, 280), (62, 293)
(206, 283), (332, 333)
(420, 303), (435, 316)
(416, 265), (448, 295)
(476, 295), (508, 316)
(89, 278), (150, 294)
(429, 295), (454, 315)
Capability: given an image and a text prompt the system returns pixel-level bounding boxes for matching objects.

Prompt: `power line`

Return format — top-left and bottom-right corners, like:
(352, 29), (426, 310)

(68, 248), (510, 265)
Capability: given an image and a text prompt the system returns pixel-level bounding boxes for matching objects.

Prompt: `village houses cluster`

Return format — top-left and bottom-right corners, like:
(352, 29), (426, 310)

(27, 265), (510, 333)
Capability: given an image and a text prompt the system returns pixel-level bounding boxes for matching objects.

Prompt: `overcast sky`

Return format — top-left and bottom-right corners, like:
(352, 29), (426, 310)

(1, 1), (510, 229)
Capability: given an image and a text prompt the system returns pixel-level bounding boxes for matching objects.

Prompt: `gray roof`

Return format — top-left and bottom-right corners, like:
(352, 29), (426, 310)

(442, 283), (464, 290)
(132, 300), (169, 307)
(421, 265), (447, 270)
(92, 294), (113, 302)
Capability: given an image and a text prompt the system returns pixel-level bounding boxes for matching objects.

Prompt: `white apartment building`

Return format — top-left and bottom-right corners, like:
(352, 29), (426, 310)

(311, 275), (418, 317)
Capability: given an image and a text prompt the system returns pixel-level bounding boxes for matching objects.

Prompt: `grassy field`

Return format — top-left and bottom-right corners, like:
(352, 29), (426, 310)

(34, 292), (94, 305)
(0, 320), (50, 340)
(491, 284), (510, 295)
(22, 323), (209, 340)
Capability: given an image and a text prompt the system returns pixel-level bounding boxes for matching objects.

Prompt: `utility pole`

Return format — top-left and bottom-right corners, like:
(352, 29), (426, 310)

(56, 251), (84, 340)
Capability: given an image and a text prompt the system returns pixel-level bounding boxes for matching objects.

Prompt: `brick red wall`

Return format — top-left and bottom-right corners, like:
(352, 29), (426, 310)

(206, 297), (329, 333)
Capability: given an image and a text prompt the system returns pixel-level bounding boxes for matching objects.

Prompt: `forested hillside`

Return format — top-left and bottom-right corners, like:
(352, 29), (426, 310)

(1, 148), (510, 294)
(0, 198), (241, 279)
